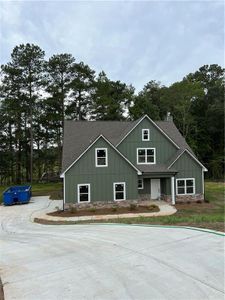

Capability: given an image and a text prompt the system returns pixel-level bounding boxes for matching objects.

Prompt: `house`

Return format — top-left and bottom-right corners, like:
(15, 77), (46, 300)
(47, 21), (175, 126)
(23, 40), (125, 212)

(60, 115), (207, 206)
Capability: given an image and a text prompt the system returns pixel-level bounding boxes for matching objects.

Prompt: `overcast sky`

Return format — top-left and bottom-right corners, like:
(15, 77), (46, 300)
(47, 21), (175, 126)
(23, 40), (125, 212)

(0, 0), (224, 91)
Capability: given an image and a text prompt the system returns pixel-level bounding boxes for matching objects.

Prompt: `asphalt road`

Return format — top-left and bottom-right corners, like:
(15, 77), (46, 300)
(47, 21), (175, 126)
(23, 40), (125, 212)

(0, 197), (224, 300)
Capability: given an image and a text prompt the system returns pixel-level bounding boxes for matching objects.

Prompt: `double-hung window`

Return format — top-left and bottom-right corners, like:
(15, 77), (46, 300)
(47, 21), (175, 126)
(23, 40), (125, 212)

(137, 148), (156, 164)
(176, 178), (195, 195)
(95, 148), (108, 167)
(142, 129), (150, 141)
(77, 184), (90, 203)
(113, 182), (126, 201)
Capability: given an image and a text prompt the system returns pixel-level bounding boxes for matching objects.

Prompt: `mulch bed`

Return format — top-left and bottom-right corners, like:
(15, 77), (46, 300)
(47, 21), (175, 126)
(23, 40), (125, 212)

(47, 205), (159, 217)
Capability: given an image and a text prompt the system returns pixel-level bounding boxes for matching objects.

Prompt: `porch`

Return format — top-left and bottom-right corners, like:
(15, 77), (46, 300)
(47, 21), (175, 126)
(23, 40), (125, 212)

(138, 172), (177, 204)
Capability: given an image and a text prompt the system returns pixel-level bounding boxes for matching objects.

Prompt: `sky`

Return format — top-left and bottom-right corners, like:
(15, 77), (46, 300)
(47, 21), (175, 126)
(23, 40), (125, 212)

(0, 0), (224, 91)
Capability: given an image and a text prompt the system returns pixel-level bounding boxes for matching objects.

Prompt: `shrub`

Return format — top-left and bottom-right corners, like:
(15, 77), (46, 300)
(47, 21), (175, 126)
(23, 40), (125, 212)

(89, 207), (96, 213)
(112, 206), (118, 212)
(129, 203), (137, 211)
(69, 204), (77, 213)
(148, 204), (158, 211)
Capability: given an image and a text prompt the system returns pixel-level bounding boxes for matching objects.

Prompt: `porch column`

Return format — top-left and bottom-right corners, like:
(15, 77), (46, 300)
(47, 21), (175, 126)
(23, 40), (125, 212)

(171, 176), (175, 205)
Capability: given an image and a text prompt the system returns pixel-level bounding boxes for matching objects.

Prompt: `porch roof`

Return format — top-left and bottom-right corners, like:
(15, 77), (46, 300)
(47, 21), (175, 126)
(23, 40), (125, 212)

(137, 164), (177, 174)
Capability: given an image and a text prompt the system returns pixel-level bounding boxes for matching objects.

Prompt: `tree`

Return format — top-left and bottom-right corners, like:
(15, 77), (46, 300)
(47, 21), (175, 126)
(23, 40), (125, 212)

(67, 62), (95, 120)
(129, 80), (162, 120)
(91, 71), (135, 120)
(186, 64), (224, 178)
(160, 80), (204, 138)
(0, 60), (27, 183)
(45, 53), (75, 169)
(9, 43), (45, 183)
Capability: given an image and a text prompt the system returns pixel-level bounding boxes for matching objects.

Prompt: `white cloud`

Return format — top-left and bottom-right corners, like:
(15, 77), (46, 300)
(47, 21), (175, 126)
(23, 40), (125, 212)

(0, 0), (224, 91)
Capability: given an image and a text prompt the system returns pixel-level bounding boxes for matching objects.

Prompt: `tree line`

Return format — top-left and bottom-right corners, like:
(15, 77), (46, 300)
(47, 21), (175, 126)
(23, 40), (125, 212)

(0, 43), (224, 184)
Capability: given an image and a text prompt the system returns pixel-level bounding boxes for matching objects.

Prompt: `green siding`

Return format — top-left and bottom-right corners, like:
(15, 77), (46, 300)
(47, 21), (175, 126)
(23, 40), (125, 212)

(173, 152), (203, 194)
(65, 137), (138, 203)
(118, 118), (177, 165)
(161, 178), (171, 195)
(138, 177), (151, 195)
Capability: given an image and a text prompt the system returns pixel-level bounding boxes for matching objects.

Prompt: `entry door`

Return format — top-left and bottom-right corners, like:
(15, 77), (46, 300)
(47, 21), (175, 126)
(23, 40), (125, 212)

(151, 179), (161, 199)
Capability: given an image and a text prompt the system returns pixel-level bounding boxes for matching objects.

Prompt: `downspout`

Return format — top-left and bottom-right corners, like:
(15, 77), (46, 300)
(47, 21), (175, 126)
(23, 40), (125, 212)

(202, 169), (205, 201)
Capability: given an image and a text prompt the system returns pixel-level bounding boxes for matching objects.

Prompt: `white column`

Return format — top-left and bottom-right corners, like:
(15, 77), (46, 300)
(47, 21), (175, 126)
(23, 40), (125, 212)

(63, 176), (65, 211)
(171, 176), (175, 205)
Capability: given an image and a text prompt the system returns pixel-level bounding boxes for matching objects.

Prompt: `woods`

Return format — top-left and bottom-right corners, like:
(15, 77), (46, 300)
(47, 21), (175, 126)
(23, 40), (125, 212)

(0, 43), (224, 184)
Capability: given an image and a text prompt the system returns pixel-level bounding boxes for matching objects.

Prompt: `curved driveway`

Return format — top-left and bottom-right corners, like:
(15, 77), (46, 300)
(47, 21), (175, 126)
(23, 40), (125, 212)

(0, 197), (224, 300)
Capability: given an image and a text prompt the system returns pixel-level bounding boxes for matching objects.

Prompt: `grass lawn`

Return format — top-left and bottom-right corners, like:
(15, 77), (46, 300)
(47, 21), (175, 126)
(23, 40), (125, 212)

(1, 181), (224, 232)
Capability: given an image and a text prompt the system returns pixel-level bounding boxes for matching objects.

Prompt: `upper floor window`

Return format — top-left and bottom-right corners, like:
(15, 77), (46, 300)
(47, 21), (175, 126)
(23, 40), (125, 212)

(176, 178), (195, 195)
(95, 148), (108, 167)
(137, 148), (156, 164)
(142, 129), (150, 141)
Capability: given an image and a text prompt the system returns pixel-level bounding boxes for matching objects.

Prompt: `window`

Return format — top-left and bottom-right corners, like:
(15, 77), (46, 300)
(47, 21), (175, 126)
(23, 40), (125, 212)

(138, 178), (144, 189)
(176, 178), (195, 195)
(137, 148), (156, 164)
(77, 184), (90, 203)
(142, 129), (150, 141)
(95, 148), (108, 167)
(113, 182), (126, 201)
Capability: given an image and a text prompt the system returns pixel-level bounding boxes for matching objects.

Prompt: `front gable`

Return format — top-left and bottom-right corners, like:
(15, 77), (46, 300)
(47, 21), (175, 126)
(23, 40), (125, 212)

(117, 116), (178, 166)
(171, 151), (203, 194)
(64, 136), (139, 202)
(63, 135), (140, 177)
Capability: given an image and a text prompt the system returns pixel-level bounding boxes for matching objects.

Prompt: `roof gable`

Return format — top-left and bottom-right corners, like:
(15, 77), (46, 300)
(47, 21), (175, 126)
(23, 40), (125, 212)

(61, 120), (132, 172)
(116, 115), (180, 149)
(61, 134), (142, 177)
(168, 149), (207, 171)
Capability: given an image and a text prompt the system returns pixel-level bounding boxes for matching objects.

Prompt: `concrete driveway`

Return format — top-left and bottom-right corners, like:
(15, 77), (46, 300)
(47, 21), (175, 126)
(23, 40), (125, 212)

(0, 197), (224, 300)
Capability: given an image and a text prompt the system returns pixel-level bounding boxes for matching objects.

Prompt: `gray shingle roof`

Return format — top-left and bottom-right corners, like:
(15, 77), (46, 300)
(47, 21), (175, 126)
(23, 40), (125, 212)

(61, 118), (196, 174)
(155, 121), (193, 154)
(135, 164), (177, 173)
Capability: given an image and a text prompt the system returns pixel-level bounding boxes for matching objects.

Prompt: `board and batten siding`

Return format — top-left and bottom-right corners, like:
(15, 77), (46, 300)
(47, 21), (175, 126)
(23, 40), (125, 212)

(172, 152), (203, 194)
(64, 137), (138, 203)
(118, 118), (177, 165)
(138, 178), (151, 195)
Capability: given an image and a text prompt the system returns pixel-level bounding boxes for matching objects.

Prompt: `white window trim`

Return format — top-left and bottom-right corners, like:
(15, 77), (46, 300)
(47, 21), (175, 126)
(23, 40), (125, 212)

(176, 178), (195, 195)
(138, 178), (144, 189)
(95, 148), (108, 167)
(113, 182), (126, 201)
(142, 129), (150, 141)
(77, 183), (91, 203)
(137, 148), (156, 165)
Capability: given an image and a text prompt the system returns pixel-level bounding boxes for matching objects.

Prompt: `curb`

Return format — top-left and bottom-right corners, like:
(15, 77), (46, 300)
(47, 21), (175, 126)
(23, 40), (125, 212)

(33, 218), (225, 237)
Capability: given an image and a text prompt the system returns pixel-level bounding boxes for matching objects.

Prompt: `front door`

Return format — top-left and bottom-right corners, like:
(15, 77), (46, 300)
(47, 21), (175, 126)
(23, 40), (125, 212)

(151, 179), (161, 199)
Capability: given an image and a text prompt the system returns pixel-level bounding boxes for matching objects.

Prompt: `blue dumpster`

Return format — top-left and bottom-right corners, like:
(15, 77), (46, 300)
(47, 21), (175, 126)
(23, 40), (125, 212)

(3, 185), (32, 206)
